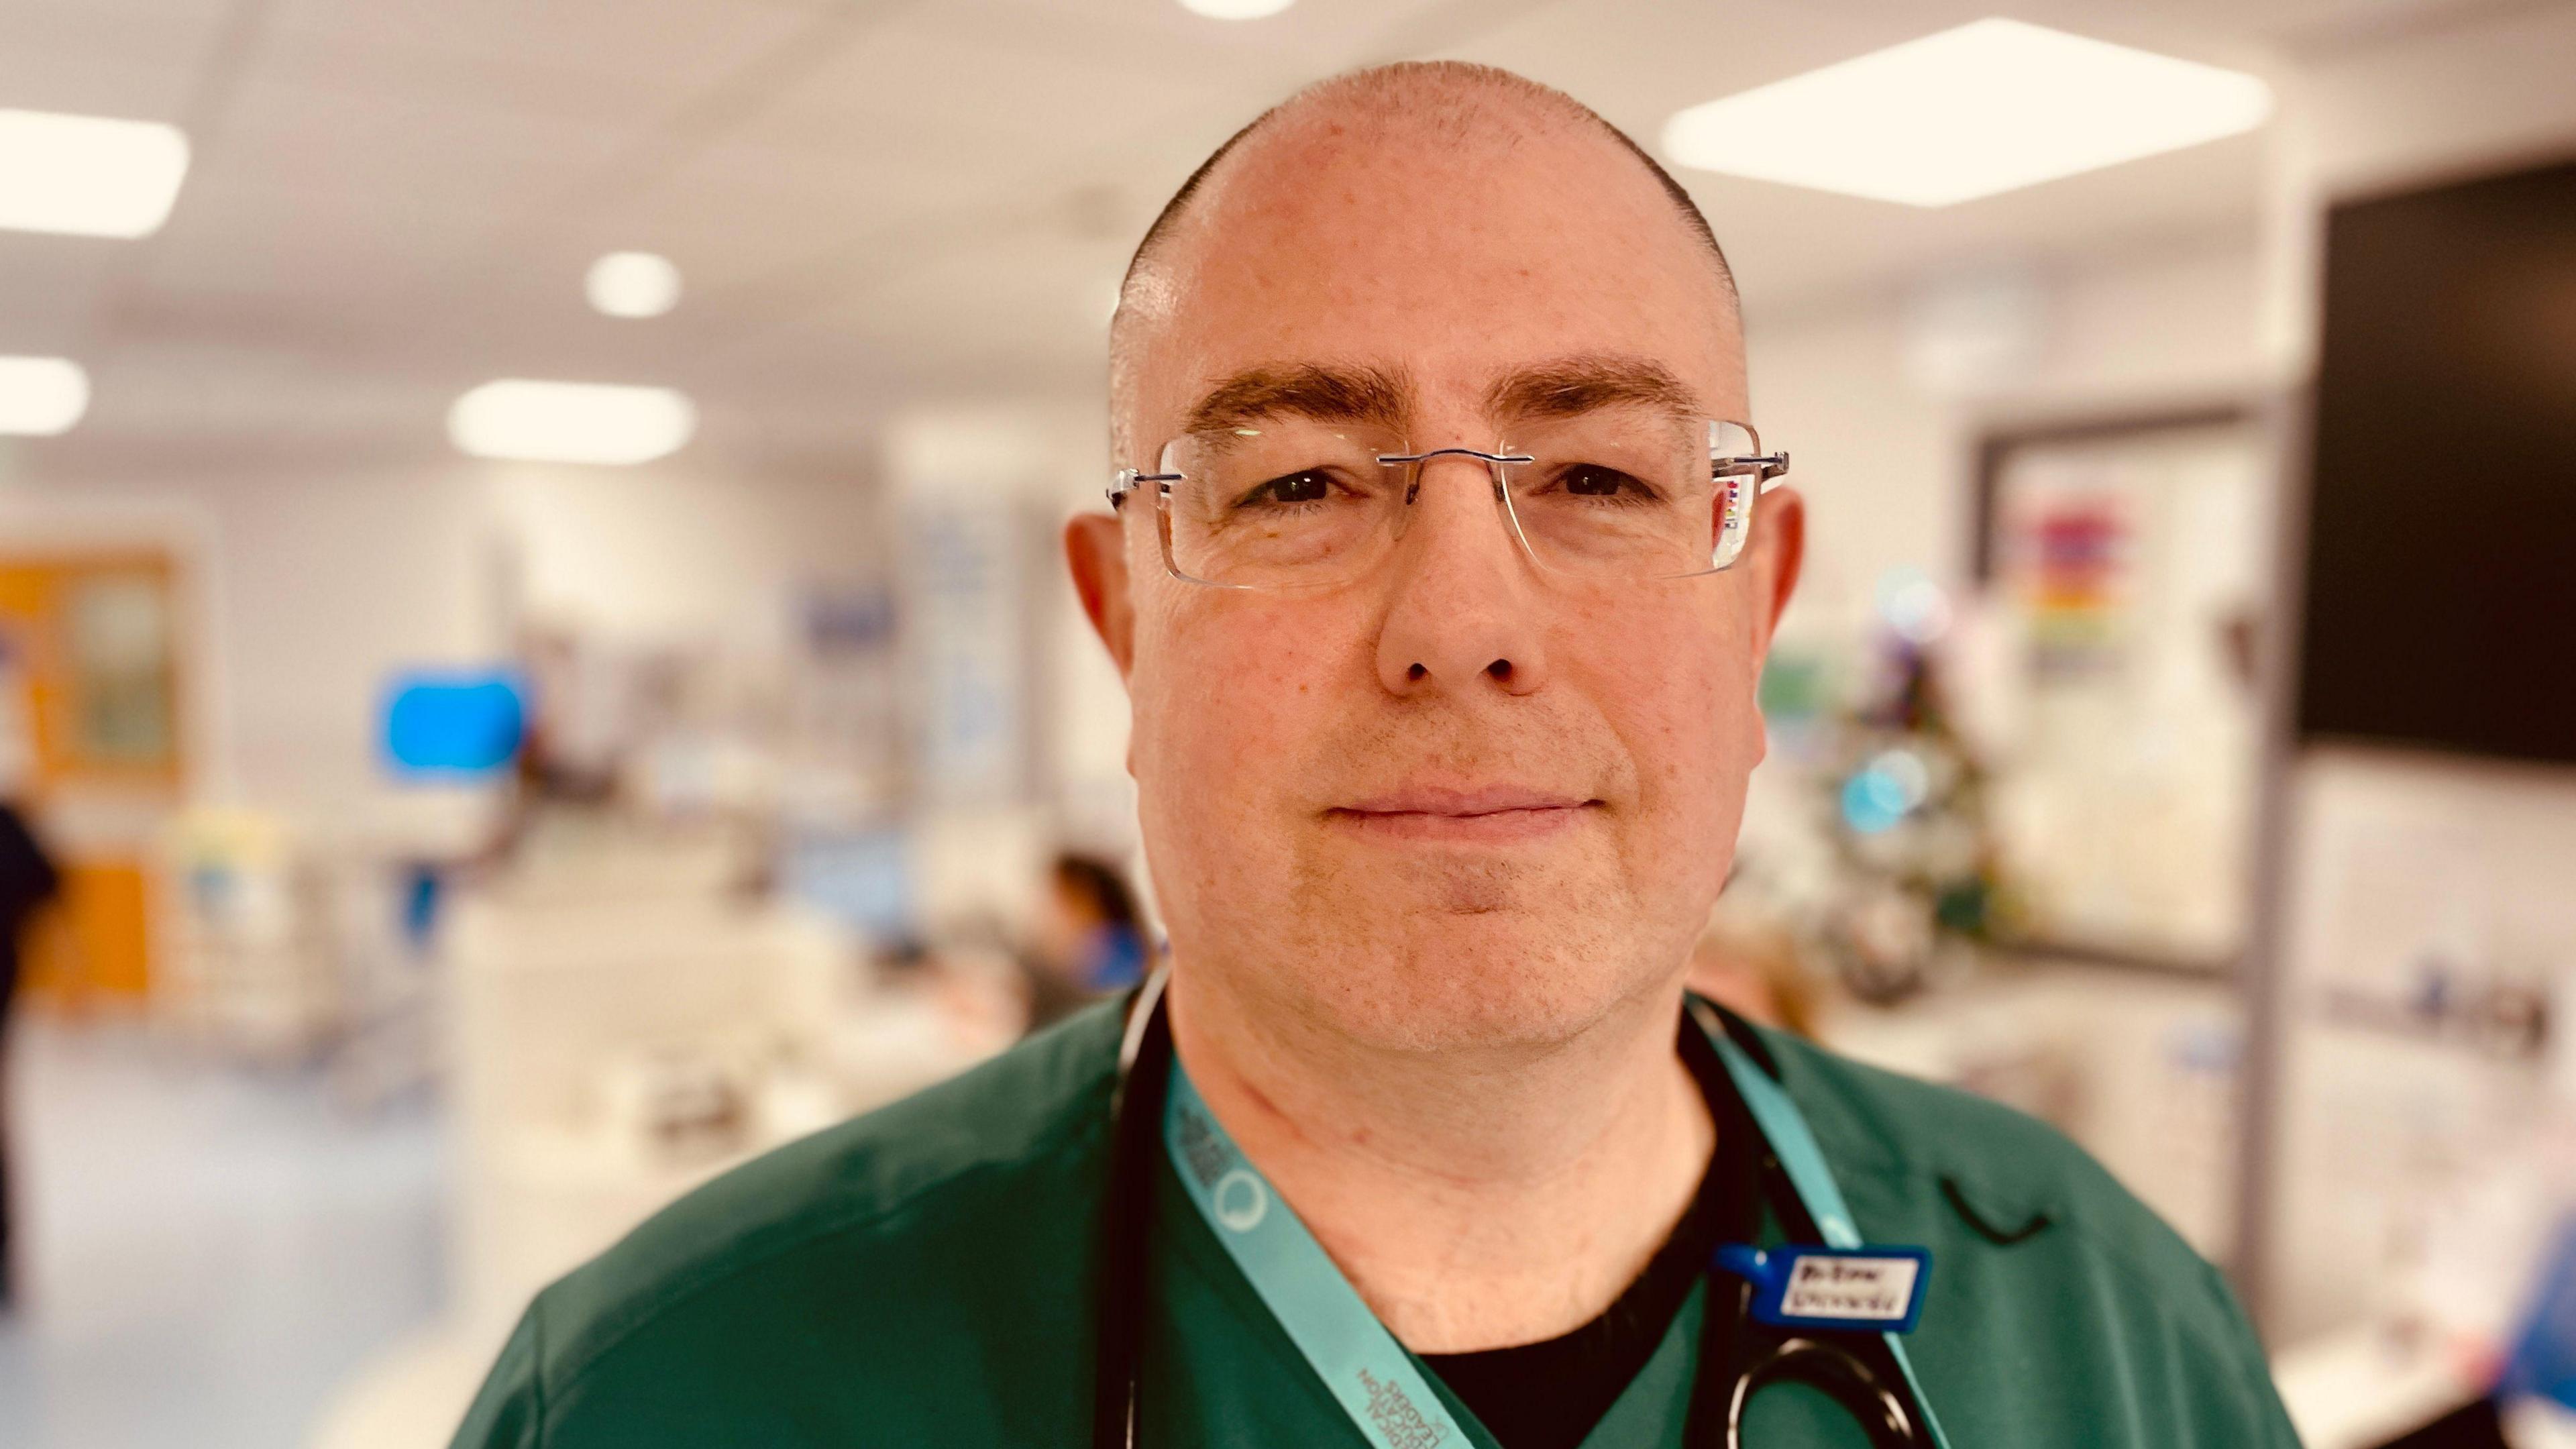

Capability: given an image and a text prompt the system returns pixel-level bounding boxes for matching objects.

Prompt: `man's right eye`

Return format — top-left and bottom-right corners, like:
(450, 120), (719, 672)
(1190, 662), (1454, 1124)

(1238, 470), (1333, 507)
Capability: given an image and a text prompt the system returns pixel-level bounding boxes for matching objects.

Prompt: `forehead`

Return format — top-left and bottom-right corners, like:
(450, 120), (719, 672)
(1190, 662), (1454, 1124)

(1123, 111), (1744, 443)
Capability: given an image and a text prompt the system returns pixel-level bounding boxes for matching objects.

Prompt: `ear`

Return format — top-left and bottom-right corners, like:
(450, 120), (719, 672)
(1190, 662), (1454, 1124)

(1065, 511), (1137, 682)
(1745, 486), (1805, 657)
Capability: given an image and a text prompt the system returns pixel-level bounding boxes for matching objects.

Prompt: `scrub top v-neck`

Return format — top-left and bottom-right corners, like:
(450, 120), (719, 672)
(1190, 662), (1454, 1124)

(1136, 1005), (1880, 1449)
(1415, 1072), (1756, 1449)
(449, 998), (2303, 1449)
(1251, 1008), (1768, 1449)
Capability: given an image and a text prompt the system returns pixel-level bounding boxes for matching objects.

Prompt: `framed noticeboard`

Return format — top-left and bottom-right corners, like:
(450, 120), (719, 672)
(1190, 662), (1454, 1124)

(0, 549), (189, 1006)
(1972, 407), (2266, 971)
(0, 551), (186, 791)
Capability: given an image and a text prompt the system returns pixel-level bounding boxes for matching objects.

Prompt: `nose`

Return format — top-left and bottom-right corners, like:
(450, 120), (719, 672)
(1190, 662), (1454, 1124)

(1373, 453), (1550, 698)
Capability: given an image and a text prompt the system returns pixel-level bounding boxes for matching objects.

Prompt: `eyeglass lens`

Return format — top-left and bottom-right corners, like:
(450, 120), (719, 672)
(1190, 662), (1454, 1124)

(1151, 414), (1764, 589)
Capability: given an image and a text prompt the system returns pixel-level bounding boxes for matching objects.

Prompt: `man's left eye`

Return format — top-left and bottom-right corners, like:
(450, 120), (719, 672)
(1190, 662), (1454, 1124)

(1561, 465), (1647, 498)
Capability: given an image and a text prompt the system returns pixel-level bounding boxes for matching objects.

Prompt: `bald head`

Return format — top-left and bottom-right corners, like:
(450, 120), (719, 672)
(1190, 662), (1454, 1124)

(1126, 64), (1733, 299)
(1110, 62), (1740, 459)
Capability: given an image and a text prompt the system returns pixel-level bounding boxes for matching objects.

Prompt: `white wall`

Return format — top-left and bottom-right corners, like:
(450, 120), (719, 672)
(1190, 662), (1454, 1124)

(1745, 233), (2267, 655)
(1743, 298), (1955, 649)
(1, 463), (491, 838)
(2, 447), (887, 845)
(2298, 3), (2576, 203)
(490, 460), (883, 652)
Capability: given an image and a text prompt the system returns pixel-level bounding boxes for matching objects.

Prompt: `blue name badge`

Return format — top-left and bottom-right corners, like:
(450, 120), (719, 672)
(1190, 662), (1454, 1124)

(1713, 1244), (1931, 1334)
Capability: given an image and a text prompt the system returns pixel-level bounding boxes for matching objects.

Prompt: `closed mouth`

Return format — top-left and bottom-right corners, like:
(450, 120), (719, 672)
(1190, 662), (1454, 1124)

(1325, 788), (1600, 842)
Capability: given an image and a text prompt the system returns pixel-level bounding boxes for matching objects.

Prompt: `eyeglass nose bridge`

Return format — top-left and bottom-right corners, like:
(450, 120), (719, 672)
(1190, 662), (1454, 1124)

(1373, 445), (1536, 505)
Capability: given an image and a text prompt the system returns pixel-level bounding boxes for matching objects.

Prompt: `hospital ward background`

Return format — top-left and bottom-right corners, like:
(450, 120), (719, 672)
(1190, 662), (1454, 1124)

(1, 0), (2573, 1444)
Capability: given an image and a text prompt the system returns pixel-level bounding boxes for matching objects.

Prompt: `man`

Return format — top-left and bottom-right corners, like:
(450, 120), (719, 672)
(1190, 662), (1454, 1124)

(455, 63), (2299, 1447)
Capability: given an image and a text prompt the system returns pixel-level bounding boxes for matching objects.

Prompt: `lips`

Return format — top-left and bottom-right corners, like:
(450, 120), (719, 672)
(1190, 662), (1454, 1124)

(1325, 786), (1599, 843)
(1338, 786), (1592, 816)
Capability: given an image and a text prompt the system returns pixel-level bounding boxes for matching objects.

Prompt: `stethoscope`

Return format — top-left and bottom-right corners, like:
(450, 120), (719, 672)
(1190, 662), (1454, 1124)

(1089, 970), (1936, 1448)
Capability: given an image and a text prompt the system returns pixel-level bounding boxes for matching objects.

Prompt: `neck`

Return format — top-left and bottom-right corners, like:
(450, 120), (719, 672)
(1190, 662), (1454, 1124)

(1165, 966), (1714, 1353)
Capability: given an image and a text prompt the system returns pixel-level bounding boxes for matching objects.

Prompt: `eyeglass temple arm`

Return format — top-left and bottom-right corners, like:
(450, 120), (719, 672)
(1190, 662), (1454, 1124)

(1723, 451), (1792, 491)
(1106, 468), (1183, 510)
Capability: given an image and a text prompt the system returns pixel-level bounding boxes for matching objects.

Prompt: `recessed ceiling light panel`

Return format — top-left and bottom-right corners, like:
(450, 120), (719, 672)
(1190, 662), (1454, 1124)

(447, 380), (696, 466)
(1178, 0), (1293, 18)
(586, 251), (682, 319)
(0, 109), (190, 237)
(1662, 19), (2273, 207)
(0, 356), (91, 435)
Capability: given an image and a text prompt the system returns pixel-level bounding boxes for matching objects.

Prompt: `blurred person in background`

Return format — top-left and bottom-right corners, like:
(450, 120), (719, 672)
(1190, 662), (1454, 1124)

(0, 734), (60, 1314)
(455, 62), (2297, 1448)
(871, 936), (1032, 1057)
(1024, 851), (1150, 1032)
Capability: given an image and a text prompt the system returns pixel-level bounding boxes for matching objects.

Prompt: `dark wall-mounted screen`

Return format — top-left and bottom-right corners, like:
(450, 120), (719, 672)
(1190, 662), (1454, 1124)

(2301, 156), (2576, 764)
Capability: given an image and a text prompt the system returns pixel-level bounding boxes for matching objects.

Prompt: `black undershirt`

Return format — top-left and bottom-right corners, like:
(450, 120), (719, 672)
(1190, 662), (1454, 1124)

(1419, 1022), (1764, 1449)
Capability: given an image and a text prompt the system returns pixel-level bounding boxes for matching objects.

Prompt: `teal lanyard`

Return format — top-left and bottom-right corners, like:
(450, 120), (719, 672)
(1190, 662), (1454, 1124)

(1694, 1002), (1954, 1449)
(1161, 1006), (1953, 1449)
(1163, 1063), (1472, 1448)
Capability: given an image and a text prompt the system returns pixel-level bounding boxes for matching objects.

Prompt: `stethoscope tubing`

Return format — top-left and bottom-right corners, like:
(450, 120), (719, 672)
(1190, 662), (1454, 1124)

(1093, 971), (1174, 1449)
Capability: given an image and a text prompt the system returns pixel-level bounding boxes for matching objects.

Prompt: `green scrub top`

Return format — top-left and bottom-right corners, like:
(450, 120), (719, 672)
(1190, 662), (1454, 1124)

(450, 999), (2302, 1448)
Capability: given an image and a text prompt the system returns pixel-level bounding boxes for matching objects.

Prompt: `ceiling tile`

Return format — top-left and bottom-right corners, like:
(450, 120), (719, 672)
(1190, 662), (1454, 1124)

(200, 69), (635, 216)
(0, 235), (127, 351)
(739, 10), (1238, 162)
(983, 0), (1544, 73)
(0, 0), (234, 72)
(136, 169), (505, 303)
(260, 0), (833, 93)
(602, 140), (998, 292)
(0, 11), (219, 121)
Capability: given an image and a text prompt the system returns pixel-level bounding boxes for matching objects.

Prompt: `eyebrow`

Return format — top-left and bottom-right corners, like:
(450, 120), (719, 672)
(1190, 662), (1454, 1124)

(1484, 355), (1703, 422)
(1182, 363), (1411, 438)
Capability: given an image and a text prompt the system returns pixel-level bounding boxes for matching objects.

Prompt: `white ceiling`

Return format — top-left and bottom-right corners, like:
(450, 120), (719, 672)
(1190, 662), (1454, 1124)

(0, 0), (2532, 478)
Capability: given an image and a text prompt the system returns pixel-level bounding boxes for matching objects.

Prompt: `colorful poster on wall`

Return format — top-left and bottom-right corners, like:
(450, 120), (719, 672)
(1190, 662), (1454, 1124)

(1980, 415), (2267, 968)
